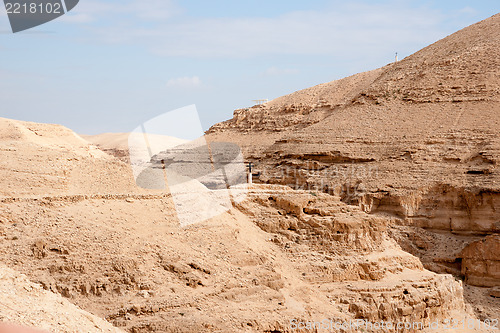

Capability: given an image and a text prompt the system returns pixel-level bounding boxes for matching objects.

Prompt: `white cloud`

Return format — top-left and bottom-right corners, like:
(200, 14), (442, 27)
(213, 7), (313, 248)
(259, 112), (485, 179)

(166, 76), (202, 88)
(262, 67), (299, 76)
(65, 0), (179, 24)
(458, 6), (478, 16)
(126, 0), (179, 20)
(81, 1), (447, 59)
(59, 13), (93, 23)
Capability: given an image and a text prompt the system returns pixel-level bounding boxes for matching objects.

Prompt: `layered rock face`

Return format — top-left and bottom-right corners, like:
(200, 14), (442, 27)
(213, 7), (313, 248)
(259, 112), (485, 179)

(362, 185), (500, 234)
(461, 235), (500, 287)
(0, 116), (476, 332)
(207, 13), (500, 323)
(1, 13), (499, 333)
(0, 184), (473, 332)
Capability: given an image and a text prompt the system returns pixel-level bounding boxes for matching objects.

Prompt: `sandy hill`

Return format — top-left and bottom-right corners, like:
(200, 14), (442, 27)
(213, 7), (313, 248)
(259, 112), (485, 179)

(82, 132), (188, 164)
(0, 117), (105, 155)
(0, 13), (499, 333)
(208, 12), (500, 214)
(0, 118), (139, 197)
(210, 13), (499, 134)
(0, 265), (124, 333)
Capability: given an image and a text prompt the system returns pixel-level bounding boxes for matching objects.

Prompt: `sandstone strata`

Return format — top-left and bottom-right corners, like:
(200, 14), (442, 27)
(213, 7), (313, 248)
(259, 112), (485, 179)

(460, 235), (500, 287)
(1, 12), (500, 333)
(206, 13), (500, 326)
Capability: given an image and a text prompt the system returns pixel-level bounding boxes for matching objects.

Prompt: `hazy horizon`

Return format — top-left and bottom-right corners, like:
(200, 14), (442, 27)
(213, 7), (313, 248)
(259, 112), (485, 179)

(0, 0), (498, 135)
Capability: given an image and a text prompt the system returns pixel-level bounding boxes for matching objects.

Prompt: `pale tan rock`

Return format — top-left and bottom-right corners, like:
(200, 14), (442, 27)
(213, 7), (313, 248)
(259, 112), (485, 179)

(1, 12), (500, 333)
(204, 13), (500, 331)
(490, 287), (500, 298)
(0, 265), (124, 333)
(460, 235), (500, 287)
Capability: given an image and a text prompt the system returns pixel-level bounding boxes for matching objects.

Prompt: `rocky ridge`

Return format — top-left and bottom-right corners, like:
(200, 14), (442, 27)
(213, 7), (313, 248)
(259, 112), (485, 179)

(206, 13), (500, 321)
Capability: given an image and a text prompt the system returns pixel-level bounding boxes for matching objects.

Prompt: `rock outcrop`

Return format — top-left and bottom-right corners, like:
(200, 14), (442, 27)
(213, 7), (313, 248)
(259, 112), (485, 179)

(1, 12), (500, 333)
(0, 265), (124, 333)
(0, 181), (478, 332)
(460, 235), (500, 287)
(206, 13), (500, 326)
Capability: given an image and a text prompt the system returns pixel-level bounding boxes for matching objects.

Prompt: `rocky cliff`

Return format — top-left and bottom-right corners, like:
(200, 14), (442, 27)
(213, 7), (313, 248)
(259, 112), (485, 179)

(1, 12), (499, 333)
(207, 13), (500, 321)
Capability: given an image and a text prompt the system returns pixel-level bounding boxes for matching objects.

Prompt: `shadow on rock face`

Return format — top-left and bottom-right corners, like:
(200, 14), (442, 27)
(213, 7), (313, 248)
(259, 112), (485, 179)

(136, 142), (246, 190)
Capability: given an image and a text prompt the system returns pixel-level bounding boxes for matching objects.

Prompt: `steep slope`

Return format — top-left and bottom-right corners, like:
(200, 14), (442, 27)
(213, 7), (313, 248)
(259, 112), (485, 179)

(364, 13), (500, 104)
(0, 184), (478, 332)
(210, 68), (384, 133)
(0, 118), (138, 197)
(0, 115), (485, 332)
(207, 13), (500, 230)
(0, 265), (124, 333)
(206, 13), (500, 319)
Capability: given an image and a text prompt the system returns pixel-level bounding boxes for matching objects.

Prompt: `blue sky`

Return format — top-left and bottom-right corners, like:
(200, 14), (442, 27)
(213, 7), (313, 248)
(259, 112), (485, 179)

(0, 0), (498, 134)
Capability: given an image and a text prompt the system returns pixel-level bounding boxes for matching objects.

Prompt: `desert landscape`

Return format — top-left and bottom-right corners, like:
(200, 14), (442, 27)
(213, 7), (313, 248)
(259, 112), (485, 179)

(0, 12), (499, 333)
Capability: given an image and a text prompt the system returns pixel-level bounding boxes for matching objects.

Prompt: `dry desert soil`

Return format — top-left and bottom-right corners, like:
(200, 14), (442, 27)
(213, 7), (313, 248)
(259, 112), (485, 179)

(1, 13), (500, 333)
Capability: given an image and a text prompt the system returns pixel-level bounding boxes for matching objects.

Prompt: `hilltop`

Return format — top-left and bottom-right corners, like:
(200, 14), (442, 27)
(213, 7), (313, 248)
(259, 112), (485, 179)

(0, 13), (499, 333)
